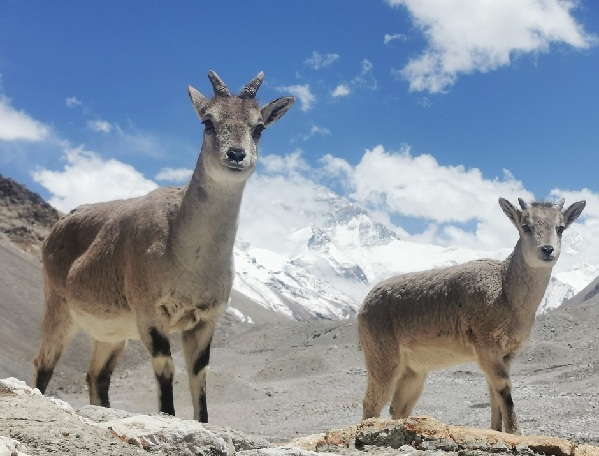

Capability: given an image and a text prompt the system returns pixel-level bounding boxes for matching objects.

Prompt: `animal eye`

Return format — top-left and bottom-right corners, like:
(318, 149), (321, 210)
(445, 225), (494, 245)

(522, 224), (532, 234)
(202, 119), (215, 132)
(252, 124), (265, 139)
(556, 226), (565, 236)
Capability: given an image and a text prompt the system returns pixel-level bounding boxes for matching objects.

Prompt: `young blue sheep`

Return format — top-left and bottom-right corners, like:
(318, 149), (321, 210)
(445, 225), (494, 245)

(358, 197), (585, 434)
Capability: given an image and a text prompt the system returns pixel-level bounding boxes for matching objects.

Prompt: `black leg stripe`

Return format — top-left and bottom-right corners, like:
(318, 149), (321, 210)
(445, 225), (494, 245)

(199, 389), (208, 423)
(156, 373), (175, 416)
(97, 369), (112, 407)
(150, 327), (171, 357)
(192, 341), (211, 376)
(36, 369), (54, 394)
(499, 386), (514, 408)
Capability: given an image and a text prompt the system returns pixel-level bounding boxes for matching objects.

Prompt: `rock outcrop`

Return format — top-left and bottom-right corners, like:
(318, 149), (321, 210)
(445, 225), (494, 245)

(292, 417), (599, 456)
(1, 377), (598, 456)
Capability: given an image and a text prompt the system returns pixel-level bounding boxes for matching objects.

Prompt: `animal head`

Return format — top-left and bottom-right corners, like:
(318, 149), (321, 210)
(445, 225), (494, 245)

(499, 197), (586, 268)
(188, 71), (294, 183)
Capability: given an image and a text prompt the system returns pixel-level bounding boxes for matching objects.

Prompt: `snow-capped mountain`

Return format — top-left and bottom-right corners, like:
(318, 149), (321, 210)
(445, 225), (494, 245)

(230, 186), (598, 322)
(538, 264), (599, 313)
(283, 187), (504, 300)
(232, 242), (358, 320)
(557, 263), (599, 309)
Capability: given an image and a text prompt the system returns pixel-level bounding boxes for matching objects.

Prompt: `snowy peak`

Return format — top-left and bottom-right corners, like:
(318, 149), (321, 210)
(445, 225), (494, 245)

(291, 224), (369, 285)
(232, 242), (359, 321)
(317, 190), (399, 249)
(557, 264), (599, 309)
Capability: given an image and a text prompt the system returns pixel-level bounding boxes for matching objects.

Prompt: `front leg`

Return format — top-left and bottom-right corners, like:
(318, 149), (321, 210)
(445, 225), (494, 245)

(182, 321), (215, 422)
(140, 325), (176, 416)
(477, 349), (521, 434)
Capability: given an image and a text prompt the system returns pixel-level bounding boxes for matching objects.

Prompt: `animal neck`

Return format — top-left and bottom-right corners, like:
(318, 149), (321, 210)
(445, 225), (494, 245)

(170, 148), (246, 269)
(502, 239), (553, 315)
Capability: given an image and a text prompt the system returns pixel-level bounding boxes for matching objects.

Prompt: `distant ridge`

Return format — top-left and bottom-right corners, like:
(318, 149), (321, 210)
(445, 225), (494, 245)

(0, 173), (60, 256)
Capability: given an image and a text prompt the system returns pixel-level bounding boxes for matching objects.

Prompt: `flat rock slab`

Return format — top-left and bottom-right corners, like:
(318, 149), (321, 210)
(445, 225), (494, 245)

(2, 378), (598, 456)
(291, 417), (599, 456)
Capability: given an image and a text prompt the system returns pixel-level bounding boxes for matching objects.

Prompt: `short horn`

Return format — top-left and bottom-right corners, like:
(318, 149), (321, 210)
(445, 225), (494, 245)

(518, 198), (528, 210)
(208, 70), (231, 97)
(240, 71), (264, 99)
(554, 198), (565, 210)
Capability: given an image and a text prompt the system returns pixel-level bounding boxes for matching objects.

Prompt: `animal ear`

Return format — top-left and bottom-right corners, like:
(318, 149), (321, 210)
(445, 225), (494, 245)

(499, 198), (521, 228)
(188, 85), (209, 120)
(518, 198), (528, 210)
(562, 200), (586, 229)
(261, 96), (295, 127)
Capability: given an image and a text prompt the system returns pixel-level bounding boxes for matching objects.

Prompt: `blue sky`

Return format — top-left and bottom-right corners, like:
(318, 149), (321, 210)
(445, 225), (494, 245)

(1, 0), (599, 257)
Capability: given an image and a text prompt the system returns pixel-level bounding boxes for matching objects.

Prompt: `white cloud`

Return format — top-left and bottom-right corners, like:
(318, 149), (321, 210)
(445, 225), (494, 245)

(155, 167), (193, 182)
(297, 124), (331, 141)
(384, 33), (406, 45)
(238, 146), (528, 254)
(330, 59), (377, 99)
(0, 93), (49, 142)
(260, 149), (310, 175)
(331, 84), (351, 97)
(65, 96), (82, 108)
(355, 59), (377, 90)
(276, 84), (315, 112)
(87, 119), (113, 133)
(31, 145), (158, 212)
(304, 51), (340, 69)
(331, 146), (529, 222)
(322, 145), (535, 249)
(387, 0), (597, 93)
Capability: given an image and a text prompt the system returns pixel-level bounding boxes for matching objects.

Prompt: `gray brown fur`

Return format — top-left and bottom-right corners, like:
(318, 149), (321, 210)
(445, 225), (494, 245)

(33, 71), (294, 422)
(358, 197), (586, 434)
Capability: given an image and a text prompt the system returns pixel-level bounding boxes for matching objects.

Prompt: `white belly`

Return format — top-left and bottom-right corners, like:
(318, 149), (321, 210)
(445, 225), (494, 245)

(70, 309), (139, 342)
(403, 343), (476, 371)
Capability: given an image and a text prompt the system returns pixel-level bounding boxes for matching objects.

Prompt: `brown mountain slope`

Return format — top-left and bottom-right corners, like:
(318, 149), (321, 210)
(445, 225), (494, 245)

(0, 173), (60, 257)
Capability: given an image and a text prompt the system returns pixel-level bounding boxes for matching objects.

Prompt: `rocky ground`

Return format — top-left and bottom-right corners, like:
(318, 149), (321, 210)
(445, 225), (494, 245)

(2, 378), (599, 456)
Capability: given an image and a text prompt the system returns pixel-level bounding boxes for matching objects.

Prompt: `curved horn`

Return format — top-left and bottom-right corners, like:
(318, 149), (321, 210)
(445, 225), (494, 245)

(554, 198), (565, 210)
(240, 71), (264, 99)
(207, 70), (231, 97)
(518, 198), (528, 210)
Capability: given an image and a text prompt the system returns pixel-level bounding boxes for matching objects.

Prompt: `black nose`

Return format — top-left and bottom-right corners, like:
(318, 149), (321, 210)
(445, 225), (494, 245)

(227, 148), (246, 162)
(541, 245), (554, 255)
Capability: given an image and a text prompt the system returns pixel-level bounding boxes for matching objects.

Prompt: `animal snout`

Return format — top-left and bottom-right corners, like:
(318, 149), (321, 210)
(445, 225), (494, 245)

(541, 245), (555, 258)
(226, 148), (246, 163)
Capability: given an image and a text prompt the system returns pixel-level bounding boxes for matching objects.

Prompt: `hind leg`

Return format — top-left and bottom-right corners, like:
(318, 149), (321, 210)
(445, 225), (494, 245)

(487, 380), (502, 431)
(86, 340), (127, 407)
(360, 340), (401, 419)
(33, 291), (77, 393)
(389, 368), (427, 419)
(363, 369), (397, 420)
(359, 316), (401, 419)
(182, 321), (215, 422)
